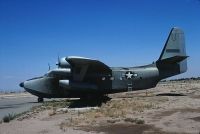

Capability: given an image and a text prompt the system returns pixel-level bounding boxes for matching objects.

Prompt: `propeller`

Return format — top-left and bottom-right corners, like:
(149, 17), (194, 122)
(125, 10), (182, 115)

(56, 55), (60, 68)
(56, 55), (70, 68)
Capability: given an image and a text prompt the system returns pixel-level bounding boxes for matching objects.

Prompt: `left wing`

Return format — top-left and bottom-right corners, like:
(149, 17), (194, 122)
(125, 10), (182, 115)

(66, 56), (111, 81)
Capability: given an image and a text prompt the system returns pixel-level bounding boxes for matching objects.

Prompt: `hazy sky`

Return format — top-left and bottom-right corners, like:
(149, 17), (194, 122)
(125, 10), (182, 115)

(0, 0), (200, 90)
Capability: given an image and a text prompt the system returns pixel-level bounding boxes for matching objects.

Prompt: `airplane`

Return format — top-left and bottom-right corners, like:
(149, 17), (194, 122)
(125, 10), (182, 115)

(20, 27), (188, 102)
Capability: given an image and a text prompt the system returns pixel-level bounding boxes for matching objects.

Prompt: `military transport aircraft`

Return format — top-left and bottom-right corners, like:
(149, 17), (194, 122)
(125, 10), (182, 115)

(20, 27), (188, 102)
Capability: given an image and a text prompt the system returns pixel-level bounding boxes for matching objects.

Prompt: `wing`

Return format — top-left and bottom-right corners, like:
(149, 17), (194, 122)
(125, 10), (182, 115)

(66, 56), (111, 81)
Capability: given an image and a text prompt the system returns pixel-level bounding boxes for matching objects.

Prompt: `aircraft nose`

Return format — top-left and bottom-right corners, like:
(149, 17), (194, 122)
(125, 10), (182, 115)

(19, 82), (24, 88)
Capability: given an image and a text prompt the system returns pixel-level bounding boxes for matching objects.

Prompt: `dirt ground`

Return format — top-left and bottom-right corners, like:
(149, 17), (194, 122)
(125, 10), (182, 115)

(0, 80), (200, 134)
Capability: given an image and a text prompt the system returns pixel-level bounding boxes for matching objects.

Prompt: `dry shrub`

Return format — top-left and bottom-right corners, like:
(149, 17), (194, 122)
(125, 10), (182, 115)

(94, 112), (103, 118)
(3, 113), (17, 123)
(86, 99), (155, 118)
(48, 109), (56, 116)
(60, 98), (155, 127)
(124, 118), (145, 124)
(107, 119), (120, 124)
(87, 98), (155, 118)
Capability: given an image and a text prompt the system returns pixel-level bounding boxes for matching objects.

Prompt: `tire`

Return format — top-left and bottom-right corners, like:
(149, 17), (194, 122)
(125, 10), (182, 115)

(38, 97), (44, 102)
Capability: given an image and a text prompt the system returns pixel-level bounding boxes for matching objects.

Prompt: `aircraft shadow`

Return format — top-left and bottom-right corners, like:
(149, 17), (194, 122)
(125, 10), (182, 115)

(68, 96), (111, 108)
(156, 93), (186, 96)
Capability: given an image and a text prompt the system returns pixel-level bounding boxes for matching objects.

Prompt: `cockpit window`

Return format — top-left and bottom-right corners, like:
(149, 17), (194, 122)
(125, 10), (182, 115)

(44, 73), (49, 77)
(27, 76), (43, 81)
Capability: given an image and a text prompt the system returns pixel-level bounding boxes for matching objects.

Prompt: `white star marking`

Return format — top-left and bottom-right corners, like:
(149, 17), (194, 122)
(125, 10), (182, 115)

(125, 72), (133, 79)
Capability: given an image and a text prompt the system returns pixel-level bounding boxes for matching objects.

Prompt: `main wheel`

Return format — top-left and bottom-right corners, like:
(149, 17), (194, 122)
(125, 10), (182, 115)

(38, 97), (44, 103)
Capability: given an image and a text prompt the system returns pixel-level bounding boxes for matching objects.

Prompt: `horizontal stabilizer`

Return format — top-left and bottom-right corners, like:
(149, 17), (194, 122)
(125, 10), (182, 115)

(157, 55), (188, 64)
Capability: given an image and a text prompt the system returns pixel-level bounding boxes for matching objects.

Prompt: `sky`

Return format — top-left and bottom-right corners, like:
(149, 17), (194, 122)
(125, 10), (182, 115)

(0, 0), (200, 90)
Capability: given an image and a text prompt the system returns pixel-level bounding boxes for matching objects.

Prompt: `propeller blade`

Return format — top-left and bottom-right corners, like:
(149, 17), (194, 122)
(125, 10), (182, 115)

(56, 55), (60, 67)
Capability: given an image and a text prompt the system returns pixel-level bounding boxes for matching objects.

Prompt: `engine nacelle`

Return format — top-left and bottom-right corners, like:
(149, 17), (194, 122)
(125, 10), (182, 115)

(59, 80), (98, 90)
(46, 68), (71, 77)
(56, 57), (71, 68)
(59, 80), (70, 88)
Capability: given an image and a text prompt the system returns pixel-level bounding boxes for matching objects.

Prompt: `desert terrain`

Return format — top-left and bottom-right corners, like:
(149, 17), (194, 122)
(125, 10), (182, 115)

(0, 79), (200, 134)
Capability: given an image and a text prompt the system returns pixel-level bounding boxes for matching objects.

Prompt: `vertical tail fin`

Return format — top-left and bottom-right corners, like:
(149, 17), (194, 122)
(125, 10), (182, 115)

(157, 27), (188, 78)
(159, 27), (187, 60)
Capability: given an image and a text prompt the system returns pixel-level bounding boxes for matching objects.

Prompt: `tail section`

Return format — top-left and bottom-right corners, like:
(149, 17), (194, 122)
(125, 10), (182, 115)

(159, 27), (187, 61)
(157, 27), (188, 78)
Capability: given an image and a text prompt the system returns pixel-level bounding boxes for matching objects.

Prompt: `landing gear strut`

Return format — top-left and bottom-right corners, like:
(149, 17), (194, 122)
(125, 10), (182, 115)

(38, 97), (44, 103)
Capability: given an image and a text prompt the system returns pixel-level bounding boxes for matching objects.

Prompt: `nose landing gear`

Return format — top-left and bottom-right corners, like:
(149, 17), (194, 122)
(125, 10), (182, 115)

(38, 97), (44, 103)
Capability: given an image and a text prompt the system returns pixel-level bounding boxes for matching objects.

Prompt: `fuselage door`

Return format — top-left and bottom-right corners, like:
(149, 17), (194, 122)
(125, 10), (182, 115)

(125, 71), (134, 91)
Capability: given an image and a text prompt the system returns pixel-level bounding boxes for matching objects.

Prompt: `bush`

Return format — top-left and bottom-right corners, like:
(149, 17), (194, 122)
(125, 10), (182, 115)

(3, 113), (16, 123)
(124, 118), (136, 123)
(48, 110), (56, 116)
(124, 118), (145, 124)
(135, 119), (145, 124)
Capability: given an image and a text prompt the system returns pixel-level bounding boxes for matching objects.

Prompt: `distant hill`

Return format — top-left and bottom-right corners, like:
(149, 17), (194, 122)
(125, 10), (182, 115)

(161, 77), (200, 82)
(0, 89), (25, 94)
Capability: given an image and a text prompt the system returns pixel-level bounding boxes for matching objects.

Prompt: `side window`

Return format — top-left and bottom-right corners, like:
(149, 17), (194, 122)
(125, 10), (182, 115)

(110, 77), (114, 81)
(133, 73), (138, 77)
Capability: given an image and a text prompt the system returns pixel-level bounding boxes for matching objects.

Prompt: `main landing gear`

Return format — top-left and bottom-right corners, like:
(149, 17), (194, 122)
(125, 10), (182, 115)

(38, 97), (44, 103)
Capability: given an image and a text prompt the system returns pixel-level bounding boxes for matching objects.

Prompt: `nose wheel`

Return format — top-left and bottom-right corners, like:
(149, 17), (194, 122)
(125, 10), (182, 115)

(38, 97), (44, 103)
